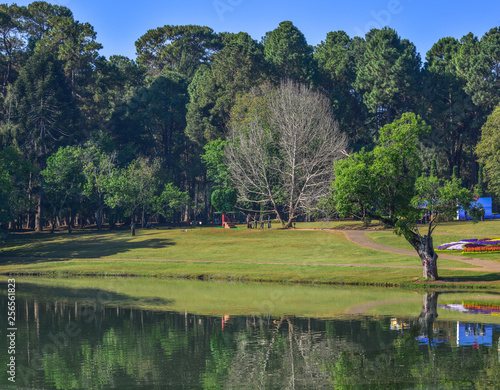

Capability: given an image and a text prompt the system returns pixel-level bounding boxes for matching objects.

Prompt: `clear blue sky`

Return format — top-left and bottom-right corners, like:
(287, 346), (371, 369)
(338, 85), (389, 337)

(10, 0), (500, 61)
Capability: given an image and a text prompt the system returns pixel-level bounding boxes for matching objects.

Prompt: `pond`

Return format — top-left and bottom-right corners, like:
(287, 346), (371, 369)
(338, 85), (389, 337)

(1, 277), (500, 389)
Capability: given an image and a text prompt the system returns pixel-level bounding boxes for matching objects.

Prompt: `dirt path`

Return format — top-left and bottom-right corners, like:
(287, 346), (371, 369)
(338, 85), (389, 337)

(341, 229), (500, 272)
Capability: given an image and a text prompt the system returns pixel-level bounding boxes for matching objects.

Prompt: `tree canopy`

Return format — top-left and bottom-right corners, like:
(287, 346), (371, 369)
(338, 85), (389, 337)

(0, 6), (496, 239)
(330, 113), (474, 280)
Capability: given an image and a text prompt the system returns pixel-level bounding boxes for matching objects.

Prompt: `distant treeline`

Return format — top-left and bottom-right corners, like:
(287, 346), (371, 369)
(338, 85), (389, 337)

(0, 1), (499, 231)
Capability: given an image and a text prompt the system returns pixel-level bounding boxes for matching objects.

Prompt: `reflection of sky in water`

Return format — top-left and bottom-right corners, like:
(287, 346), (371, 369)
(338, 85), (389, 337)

(416, 336), (448, 346)
(412, 324), (500, 347)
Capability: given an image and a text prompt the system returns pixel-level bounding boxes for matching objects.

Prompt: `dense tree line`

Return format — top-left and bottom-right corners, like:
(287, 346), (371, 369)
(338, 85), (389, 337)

(0, 2), (499, 232)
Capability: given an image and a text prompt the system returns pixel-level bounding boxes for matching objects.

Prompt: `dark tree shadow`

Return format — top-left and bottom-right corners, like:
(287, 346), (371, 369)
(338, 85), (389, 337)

(0, 230), (175, 265)
(439, 273), (500, 283)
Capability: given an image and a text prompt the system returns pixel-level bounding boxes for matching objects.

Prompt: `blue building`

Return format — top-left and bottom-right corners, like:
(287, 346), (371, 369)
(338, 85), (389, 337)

(458, 197), (498, 220)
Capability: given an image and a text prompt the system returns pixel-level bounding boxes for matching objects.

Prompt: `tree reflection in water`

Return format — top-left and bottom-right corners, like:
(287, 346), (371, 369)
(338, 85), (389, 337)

(2, 291), (500, 389)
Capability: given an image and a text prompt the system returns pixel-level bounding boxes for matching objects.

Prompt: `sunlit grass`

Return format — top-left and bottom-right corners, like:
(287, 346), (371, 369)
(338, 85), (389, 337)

(0, 227), (473, 267)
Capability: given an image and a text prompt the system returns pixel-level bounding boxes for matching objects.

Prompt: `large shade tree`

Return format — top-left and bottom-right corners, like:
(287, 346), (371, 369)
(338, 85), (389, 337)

(330, 113), (473, 280)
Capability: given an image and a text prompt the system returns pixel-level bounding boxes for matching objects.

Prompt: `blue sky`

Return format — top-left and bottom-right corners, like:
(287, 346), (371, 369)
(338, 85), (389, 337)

(10, 0), (500, 61)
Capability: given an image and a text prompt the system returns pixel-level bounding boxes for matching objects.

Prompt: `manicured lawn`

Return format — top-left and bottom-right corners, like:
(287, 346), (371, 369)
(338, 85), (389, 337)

(0, 227), (471, 268)
(0, 224), (498, 287)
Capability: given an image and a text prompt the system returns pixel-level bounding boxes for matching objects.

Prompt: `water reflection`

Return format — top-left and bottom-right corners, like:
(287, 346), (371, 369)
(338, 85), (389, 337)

(1, 282), (500, 389)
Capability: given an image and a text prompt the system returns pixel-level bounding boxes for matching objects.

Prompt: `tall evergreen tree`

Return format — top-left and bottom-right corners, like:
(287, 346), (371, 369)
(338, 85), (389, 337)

(135, 25), (221, 78)
(354, 27), (421, 127)
(186, 33), (267, 145)
(9, 48), (76, 162)
(476, 102), (500, 199)
(315, 31), (370, 148)
(263, 21), (315, 84)
(0, 4), (25, 98)
(8, 48), (76, 230)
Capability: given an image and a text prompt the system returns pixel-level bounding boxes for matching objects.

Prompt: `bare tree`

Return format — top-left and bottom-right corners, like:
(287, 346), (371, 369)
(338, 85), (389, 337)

(226, 80), (348, 228)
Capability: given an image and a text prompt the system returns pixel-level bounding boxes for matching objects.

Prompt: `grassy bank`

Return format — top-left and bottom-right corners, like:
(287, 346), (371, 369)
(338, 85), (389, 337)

(1, 223), (499, 288)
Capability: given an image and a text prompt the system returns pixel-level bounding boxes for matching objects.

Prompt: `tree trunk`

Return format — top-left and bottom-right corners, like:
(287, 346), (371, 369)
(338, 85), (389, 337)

(408, 234), (439, 280)
(96, 208), (102, 231)
(418, 292), (439, 336)
(36, 190), (43, 231)
(68, 209), (72, 234)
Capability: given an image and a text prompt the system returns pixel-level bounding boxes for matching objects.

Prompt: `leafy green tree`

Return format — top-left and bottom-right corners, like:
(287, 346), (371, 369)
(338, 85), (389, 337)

(106, 157), (160, 227)
(79, 55), (145, 135)
(185, 65), (218, 144)
(23, 1), (73, 45)
(152, 183), (191, 223)
(330, 113), (473, 280)
(263, 21), (315, 84)
(0, 146), (32, 228)
(354, 27), (421, 126)
(476, 102), (500, 198)
(421, 36), (482, 180)
(80, 143), (117, 230)
(201, 139), (230, 190)
(41, 146), (84, 232)
(135, 25), (220, 78)
(8, 48), (76, 230)
(116, 71), (193, 185)
(0, 3), (25, 98)
(456, 28), (500, 110)
(210, 189), (237, 213)
(36, 14), (102, 94)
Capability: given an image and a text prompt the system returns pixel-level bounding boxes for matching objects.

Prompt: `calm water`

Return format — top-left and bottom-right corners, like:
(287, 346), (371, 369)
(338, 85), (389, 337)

(2, 279), (500, 389)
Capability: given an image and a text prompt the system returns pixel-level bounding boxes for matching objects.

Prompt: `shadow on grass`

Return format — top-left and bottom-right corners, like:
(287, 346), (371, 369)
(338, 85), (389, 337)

(439, 273), (500, 283)
(0, 230), (175, 263)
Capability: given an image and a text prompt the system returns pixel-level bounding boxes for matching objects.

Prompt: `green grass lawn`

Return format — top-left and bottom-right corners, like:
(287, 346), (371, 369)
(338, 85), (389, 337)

(0, 226), (472, 268)
(1, 224), (499, 288)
